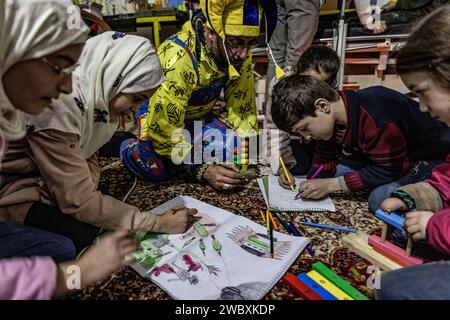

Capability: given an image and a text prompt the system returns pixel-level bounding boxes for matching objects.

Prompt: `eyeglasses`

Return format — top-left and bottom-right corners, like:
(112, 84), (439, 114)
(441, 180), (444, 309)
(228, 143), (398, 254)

(224, 38), (258, 51)
(41, 57), (79, 79)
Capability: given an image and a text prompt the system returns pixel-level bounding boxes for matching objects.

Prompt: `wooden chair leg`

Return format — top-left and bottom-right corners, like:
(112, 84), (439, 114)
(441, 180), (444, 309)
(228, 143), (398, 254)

(380, 223), (388, 243)
(405, 237), (413, 257)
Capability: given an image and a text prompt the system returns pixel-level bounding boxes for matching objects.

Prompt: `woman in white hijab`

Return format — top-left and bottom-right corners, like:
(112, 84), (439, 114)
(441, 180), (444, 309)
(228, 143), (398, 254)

(0, 31), (198, 254)
(0, 1), (141, 300)
(0, 0), (89, 263)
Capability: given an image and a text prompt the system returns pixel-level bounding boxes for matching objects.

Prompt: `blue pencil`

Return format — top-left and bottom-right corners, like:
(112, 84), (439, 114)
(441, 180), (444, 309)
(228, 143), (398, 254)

(289, 223), (315, 257)
(300, 221), (357, 233)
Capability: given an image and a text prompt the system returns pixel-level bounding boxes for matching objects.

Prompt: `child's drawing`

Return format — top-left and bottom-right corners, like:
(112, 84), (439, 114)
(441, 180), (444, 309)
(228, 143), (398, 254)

(227, 225), (292, 259)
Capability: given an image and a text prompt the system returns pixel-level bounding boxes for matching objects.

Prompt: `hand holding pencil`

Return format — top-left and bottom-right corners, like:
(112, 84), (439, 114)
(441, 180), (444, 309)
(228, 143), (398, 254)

(294, 165), (324, 200)
(278, 157), (295, 192)
(295, 177), (342, 200)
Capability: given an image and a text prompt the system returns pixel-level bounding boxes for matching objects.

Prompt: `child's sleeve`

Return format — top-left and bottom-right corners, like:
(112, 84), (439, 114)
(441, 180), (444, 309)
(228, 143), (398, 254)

(224, 54), (258, 139)
(392, 182), (444, 212)
(0, 257), (57, 300)
(340, 121), (408, 192)
(425, 158), (450, 208)
(27, 130), (157, 233)
(426, 208), (450, 256)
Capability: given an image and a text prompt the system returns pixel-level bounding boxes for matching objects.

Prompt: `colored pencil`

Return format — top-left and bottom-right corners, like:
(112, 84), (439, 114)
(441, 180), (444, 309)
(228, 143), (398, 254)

(259, 209), (266, 223)
(267, 211), (278, 230)
(279, 156), (295, 192)
(300, 221), (357, 233)
(310, 165), (325, 180)
(273, 212), (292, 234)
(295, 165), (325, 200)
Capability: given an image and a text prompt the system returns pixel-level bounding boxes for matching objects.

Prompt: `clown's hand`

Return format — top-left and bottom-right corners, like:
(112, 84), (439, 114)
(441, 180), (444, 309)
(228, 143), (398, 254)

(203, 164), (245, 191)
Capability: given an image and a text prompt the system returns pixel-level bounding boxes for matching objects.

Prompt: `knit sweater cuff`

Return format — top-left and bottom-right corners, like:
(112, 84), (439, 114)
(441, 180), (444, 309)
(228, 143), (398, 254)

(343, 172), (365, 191)
(338, 176), (350, 192)
(190, 164), (209, 182)
(391, 190), (417, 211)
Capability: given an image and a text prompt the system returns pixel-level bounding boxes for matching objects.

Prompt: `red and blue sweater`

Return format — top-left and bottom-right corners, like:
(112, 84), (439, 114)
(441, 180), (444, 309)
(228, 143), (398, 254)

(308, 86), (450, 191)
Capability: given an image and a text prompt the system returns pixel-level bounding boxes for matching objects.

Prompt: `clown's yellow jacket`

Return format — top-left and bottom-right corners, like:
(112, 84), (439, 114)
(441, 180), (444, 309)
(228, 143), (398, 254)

(139, 20), (258, 161)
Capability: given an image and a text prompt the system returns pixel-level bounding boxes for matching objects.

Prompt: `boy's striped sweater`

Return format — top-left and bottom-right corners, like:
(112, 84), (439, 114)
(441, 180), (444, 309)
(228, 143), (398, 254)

(308, 86), (450, 192)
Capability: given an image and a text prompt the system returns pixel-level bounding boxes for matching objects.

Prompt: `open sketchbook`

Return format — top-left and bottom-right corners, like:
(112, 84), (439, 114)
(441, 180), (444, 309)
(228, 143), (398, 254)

(258, 175), (336, 212)
(131, 196), (309, 300)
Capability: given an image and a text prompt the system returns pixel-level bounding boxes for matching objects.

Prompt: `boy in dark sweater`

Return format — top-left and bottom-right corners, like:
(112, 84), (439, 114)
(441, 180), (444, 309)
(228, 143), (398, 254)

(271, 75), (450, 210)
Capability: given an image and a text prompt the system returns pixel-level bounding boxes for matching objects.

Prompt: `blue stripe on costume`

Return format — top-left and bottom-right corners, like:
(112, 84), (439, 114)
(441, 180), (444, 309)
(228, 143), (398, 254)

(243, 0), (259, 26)
(168, 36), (200, 85)
(167, 35), (228, 107)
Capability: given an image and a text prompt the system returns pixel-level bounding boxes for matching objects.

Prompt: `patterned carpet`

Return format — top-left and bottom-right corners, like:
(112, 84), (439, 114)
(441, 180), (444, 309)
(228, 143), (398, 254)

(68, 158), (382, 300)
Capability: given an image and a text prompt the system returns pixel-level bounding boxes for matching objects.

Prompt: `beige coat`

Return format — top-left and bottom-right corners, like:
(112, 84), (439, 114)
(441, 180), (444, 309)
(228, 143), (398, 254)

(0, 129), (157, 232)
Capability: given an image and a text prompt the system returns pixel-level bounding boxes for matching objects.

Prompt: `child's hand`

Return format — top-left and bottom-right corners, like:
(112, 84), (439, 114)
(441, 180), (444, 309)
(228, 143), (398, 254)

(404, 211), (434, 241)
(380, 197), (408, 213)
(152, 205), (198, 234)
(278, 166), (295, 190)
(298, 178), (341, 200)
(77, 230), (139, 287)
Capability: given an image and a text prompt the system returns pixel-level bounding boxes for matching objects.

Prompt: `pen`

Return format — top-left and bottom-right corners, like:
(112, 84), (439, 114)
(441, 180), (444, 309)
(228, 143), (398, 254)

(269, 219), (274, 258)
(266, 210), (270, 235)
(294, 165), (325, 200)
(279, 156), (295, 192)
(289, 221), (315, 257)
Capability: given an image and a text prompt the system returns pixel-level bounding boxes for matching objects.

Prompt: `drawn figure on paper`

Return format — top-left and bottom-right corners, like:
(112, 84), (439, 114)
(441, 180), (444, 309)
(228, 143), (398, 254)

(133, 234), (171, 269)
(181, 212), (220, 240)
(211, 235), (222, 256)
(219, 282), (267, 300)
(148, 253), (218, 285)
(227, 225), (292, 259)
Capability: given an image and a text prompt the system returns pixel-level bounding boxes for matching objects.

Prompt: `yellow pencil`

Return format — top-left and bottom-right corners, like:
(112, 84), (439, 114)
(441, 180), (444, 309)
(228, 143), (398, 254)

(279, 157), (295, 192)
(266, 210), (270, 234)
(268, 211), (278, 230)
(259, 209), (266, 223)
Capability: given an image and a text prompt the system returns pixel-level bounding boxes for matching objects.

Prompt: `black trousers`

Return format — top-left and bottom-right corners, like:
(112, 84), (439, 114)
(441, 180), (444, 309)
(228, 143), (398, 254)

(24, 203), (102, 254)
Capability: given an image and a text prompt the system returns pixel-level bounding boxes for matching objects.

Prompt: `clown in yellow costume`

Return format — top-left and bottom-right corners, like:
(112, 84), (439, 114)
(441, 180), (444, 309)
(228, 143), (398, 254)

(121, 0), (278, 191)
